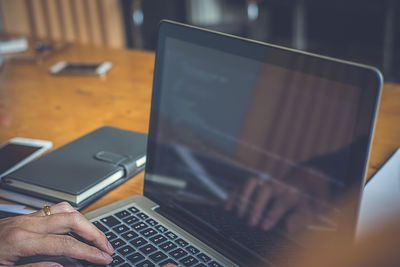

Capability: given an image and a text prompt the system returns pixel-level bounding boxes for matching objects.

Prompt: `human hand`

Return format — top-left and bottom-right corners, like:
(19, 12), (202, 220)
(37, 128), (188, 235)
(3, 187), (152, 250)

(0, 202), (114, 266)
(225, 176), (312, 232)
(224, 166), (331, 233)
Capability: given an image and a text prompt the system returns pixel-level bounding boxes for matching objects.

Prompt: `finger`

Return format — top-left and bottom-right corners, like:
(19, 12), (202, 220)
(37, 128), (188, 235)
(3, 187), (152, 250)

(261, 196), (296, 230)
(285, 205), (313, 233)
(18, 232), (112, 265)
(18, 262), (62, 267)
(249, 184), (273, 227)
(237, 177), (259, 217)
(224, 187), (239, 211)
(29, 202), (75, 217)
(22, 212), (113, 255)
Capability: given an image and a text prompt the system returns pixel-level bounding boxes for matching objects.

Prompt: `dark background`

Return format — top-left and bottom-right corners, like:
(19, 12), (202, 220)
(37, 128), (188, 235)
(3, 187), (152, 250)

(122, 0), (400, 83)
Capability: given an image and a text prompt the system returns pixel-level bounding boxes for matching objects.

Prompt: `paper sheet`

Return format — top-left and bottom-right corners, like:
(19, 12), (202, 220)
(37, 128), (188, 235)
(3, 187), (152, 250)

(0, 204), (36, 215)
(356, 148), (400, 239)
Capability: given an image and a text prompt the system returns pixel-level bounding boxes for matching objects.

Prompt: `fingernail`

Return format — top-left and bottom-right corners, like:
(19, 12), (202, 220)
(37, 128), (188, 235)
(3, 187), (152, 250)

(107, 241), (114, 252)
(102, 251), (112, 261)
(249, 215), (259, 226)
(262, 219), (274, 230)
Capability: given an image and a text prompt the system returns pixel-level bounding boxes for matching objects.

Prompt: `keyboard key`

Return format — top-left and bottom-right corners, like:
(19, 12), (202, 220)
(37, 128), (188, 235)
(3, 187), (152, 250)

(110, 255), (124, 266)
(175, 238), (189, 247)
(155, 225), (168, 233)
(119, 264), (131, 267)
(180, 255), (199, 266)
(186, 245), (200, 254)
(100, 216), (120, 227)
(115, 210), (131, 219)
(113, 224), (130, 234)
(146, 218), (158, 226)
(169, 248), (188, 260)
(149, 234), (167, 244)
(140, 228), (157, 238)
(139, 244), (157, 255)
(132, 222), (148, 231)
(160, 259), (179, 266)
(136, 212), (149, 220)
(121, 230), (138, 241)
(128, 206), (140, 213)
(117, 245), (135, 256)
(208, 261), (224, 267)
(110, 238), (126, 249)
(194, 264), (207, 267)
(123, 215), (139, 225)
(130, 237), (148, 248)
(105, 231), (117, 241)
(127, 252), (145, 263)
(165, 231), (178, 240)
(136, 260), (155, 267)
(92, 221), (107, 232)
(197, 253), (211, 262)
(149, 251), (168, 262)
(159, 241), (177, 252)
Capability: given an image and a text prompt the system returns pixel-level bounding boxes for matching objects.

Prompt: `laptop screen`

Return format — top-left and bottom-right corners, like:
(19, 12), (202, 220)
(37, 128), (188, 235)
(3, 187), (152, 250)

(144, 21), (382, 265)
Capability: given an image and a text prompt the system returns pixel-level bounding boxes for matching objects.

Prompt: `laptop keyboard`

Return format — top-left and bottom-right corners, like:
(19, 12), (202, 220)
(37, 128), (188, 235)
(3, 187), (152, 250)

(81, 205), (225, 267)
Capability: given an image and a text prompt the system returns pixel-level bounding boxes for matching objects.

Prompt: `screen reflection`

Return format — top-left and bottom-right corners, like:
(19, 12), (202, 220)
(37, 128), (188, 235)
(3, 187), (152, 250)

(145, 37), (363, 263)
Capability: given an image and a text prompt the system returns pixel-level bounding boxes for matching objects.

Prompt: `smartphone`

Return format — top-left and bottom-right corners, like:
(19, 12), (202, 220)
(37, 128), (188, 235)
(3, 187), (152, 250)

(0, 138), (53, 179)
(49, 61), (113, 76)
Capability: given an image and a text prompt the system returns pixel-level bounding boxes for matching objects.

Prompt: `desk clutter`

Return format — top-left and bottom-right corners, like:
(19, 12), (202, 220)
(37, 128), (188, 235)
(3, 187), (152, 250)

(0, 126), (147, 210)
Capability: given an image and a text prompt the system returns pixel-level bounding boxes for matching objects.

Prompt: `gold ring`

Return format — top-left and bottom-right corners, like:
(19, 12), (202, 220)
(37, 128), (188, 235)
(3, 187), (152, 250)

(43, 205), (51, 216)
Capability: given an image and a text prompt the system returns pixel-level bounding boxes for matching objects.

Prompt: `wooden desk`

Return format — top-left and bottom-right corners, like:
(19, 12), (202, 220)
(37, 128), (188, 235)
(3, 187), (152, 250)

(367, 82), (400, 178)
(1, 45), (400, 214)
(0, 45), (155, 213)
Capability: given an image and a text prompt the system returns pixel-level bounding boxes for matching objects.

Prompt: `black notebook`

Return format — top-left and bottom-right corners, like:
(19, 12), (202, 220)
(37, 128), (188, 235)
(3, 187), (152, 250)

(1, 126), (147, 209)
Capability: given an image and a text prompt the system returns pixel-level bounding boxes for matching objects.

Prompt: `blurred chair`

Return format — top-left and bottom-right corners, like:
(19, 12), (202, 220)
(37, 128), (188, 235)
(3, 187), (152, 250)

(0, 0), (126, 48)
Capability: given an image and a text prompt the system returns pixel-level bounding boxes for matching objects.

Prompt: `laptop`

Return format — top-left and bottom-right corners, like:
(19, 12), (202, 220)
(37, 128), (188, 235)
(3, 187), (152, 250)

(79, 20), (382, 267)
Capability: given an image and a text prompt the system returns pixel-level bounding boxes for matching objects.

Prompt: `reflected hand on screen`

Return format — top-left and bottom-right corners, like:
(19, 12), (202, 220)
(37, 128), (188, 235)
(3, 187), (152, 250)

(225, 168), (328, 233)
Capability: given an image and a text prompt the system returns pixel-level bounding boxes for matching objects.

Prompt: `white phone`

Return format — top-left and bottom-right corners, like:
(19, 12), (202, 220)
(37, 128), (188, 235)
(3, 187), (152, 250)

(0, 137), (53, 179)
(49, 61), (113, 76)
